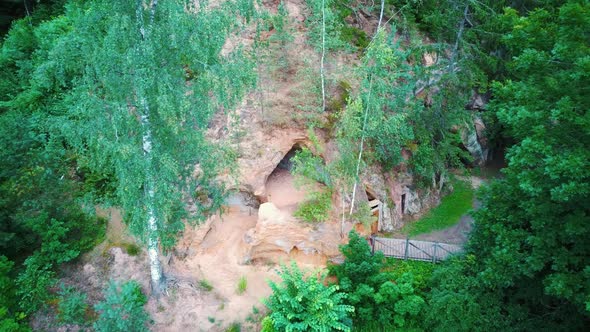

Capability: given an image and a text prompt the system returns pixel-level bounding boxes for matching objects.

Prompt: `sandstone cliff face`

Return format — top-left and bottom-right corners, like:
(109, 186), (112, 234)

(243, 203), (342, 263)
(197, 0), (448, 264)
(205, 99), (444, 262)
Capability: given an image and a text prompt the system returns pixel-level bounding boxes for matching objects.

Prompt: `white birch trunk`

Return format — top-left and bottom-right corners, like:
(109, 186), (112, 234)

(141, 109), (164, 296)
(348, 2), (385, 215)
(136, 0), (163, 296)
(349, 77), (373, 215)
(320, 0), (326, 112)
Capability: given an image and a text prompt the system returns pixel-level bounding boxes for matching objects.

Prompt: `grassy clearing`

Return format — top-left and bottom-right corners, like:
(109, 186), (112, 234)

(401, 181), (474, 236)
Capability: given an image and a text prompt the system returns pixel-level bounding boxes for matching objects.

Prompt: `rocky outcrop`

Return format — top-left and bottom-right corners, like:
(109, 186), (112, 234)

(243, 203), (341, 263)
(362, 168), (395, 232)
(403, 188), (422, 215)
(462, 91), (491, 165)
(462, 115), (489, 165)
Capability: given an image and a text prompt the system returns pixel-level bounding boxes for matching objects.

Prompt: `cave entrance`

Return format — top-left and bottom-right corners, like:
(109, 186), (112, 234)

(276, 144), (302, 171)
(265, 144), (307, 212)
(401, 193), (406, 214)
(366, 189), (380, 234)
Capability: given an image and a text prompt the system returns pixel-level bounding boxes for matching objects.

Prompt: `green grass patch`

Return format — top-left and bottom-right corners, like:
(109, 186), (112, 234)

(199, 279), (214, 292)
(225, 322), (241, 332)
(401, 181), (474, 236)
(236, 276), (247, 295)
(294, 190), (332, 223)
(123, 243), (141, 256)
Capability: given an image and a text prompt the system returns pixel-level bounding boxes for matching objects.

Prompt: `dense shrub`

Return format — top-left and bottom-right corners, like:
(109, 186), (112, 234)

(57, 284), (88, 325)
(93, 281), (151, 332)
(329, 231), (425, 329)
(265, 262), (354, 331)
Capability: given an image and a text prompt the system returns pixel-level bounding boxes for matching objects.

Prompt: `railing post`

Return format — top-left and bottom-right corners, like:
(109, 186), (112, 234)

(433, 243), (438, 263)
(404, 238), (409, 260)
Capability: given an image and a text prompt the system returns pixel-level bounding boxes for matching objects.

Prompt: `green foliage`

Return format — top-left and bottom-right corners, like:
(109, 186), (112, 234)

(290, 145), (335, 223)
(225, 322), (241, 332)
(294, 190), (332, 223)
(329, 231), (425, 329)
(426, 256), (510, 332)
(349, 201), (377, 229)
(0, 256), (29, 332)
(388, 0), (513, 86)
(49, 0), (255, 249)
(383, 259), (436, 292)
(124, 243), (141, 256)
(260, 316), (276, 332)
(401, 181), (474, 236)
(265, 262), (354, 331)
(304, 0), (344, 52)
(57, 284), (88, 325)
(0, 257), (16, 314)
(237, 276), (248, 295)
(0, 15), (107, 316)
(199, 279), (214, 292)
(292, 148), (332, 188)
(267, 1), (295, 76)
(339, 26), (369, 50)
(15, 255), (56, 315)
(93, 280), (150, 332)
(333, 26), (468, 190)
(427, 1), (590, 330)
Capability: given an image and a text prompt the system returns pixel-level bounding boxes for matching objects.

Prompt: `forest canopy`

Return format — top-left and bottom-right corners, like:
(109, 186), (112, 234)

(0, 0), (588, 331)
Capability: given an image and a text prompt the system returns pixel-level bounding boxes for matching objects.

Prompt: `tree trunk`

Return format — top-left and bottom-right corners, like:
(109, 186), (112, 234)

(349, 77), (373, 215)
(136, 0), (164, 297)
(141, 108), (164, 296)
(320, 0), (326, 111)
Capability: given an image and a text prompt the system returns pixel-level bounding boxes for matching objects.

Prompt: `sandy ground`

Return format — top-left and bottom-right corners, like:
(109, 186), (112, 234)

(145, 168), (324, 331)
(155, 208), (278, 331)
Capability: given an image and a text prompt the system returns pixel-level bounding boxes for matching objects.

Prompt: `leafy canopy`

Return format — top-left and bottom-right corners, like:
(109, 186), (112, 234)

(427, 1), (590, 330)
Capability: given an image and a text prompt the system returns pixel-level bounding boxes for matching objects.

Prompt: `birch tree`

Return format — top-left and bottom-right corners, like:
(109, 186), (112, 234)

(44, 0), (256, 295)
(304, 0), (342, 112)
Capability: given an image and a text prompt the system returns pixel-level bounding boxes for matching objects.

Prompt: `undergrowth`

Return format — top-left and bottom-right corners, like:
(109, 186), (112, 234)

(383, 259), (436, 292)
(294, 190), (332, 223)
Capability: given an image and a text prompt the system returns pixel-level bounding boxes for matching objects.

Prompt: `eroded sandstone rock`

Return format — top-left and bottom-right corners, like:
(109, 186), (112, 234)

(243, 203), (341, 263)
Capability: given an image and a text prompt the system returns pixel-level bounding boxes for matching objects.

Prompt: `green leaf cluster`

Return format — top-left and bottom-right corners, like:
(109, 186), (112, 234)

(264, 262), (354, 331)
(329, 231), (425, 329)
(426, 1), (590, 330)
(334, 27), (468, 188)
(304, 0), (344, 52)
(93, 280), (151, 332)
(57, 283), (88, 325)
(294, 190), (333, 223)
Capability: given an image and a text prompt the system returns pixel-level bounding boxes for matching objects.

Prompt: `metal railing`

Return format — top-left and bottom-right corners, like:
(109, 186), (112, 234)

(370, 236), (462, 263)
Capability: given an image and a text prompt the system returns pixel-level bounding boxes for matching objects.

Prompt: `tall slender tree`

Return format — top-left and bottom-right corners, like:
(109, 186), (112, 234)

(43, 0), (256, 294)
